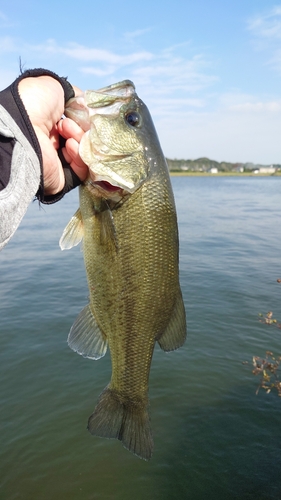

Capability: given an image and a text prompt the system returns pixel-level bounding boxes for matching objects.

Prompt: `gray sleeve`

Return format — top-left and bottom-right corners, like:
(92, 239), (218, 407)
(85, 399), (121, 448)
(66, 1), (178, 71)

(0, 105), (41, 250)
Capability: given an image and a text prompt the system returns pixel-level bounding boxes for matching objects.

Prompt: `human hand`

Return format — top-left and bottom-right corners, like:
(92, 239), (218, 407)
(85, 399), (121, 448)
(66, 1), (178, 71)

(18, 76), (88, 196)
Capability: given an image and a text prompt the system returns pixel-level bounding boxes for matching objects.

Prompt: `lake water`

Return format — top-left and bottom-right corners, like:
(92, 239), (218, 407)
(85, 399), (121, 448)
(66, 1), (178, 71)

(1, 176), (281, 500)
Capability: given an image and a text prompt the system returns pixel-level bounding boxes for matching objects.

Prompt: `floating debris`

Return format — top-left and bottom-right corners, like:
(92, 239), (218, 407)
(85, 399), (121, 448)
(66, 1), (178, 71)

(252, 352), (281, 396)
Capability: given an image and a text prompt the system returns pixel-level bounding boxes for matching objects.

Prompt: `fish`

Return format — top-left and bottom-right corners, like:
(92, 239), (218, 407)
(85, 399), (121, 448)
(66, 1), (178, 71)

(60, 80), (186, 460)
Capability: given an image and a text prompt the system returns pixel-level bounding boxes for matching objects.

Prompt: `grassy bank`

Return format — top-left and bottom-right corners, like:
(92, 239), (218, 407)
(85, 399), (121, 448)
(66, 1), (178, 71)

(169, 171), (281, 177)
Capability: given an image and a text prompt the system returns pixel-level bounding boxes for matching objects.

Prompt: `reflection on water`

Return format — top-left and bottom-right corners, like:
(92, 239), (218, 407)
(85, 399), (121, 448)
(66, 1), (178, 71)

(1, 176), (281, 500)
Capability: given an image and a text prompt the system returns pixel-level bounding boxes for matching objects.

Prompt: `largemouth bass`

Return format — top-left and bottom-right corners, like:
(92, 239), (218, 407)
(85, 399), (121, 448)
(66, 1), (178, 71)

(60, 80), (186, 460)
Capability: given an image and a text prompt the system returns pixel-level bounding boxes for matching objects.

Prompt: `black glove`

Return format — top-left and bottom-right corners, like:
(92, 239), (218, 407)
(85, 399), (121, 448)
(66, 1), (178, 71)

(0, 68), (82, 204)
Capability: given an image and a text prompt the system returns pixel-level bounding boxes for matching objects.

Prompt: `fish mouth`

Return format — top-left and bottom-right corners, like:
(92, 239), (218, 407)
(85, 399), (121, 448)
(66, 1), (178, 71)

(94, 180), (123, 193)
(85, 174), (126, 201)
(87, 160), (139, 193)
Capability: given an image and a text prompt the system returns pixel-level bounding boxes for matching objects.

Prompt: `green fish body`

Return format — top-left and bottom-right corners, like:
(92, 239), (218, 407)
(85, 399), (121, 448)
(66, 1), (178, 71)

(60, 81), (186, 460)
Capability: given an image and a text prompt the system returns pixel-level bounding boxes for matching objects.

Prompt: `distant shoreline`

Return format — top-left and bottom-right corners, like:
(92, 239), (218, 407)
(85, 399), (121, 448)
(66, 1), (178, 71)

(169, 171), (281, 177)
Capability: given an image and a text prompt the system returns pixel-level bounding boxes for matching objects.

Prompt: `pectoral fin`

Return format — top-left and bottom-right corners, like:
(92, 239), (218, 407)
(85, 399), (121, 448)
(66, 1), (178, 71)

(98, 205), (118, 251)
(68, 304), (107, 360)
(59, 209), (84, 250)
(157, 291), (187, 352)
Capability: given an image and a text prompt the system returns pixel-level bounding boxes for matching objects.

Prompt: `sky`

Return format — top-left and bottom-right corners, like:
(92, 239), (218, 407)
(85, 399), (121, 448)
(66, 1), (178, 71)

(1, 0), (281, 164)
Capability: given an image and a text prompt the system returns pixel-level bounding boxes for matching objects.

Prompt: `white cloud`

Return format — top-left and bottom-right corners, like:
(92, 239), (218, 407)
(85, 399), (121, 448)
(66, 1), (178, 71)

(58, 43), (153, 65)
(247, 6), (281, 71)
(131, 52), (218, 100)
(229, 101), (281, 112)
(6, 35), (277, 163)
(11, 38), (151, 68)
(123, 28), (152, 41)
(0, 36), (217, 104)
(0, 11), (15, 28)
(80, 66), (116, 77)
(55, 42), (217, 99)
(219, 92), (281, 113)
(0, 36), (18, 51)
(145, 97), (205, 119)
(248, 7), (281, 40)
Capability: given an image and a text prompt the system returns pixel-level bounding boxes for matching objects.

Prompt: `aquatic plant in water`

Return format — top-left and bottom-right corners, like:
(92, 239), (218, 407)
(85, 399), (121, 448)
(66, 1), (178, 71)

(250, 297), (281, 396)
(252, 351), (281, 396)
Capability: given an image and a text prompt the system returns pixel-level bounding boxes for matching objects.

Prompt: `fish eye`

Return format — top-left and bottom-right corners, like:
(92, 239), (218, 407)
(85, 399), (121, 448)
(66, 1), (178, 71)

(125, 111), (141, 127)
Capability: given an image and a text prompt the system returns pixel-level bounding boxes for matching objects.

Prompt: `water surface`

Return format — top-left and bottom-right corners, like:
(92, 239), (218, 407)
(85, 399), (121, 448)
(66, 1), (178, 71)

(1, 176), (281, 500)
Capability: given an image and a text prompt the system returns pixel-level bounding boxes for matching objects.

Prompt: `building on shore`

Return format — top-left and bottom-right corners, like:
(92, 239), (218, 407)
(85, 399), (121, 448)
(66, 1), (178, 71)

(253, 166), (276, 174)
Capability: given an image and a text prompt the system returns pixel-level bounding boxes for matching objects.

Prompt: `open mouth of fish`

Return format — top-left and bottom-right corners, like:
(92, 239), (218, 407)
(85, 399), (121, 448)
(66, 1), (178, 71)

(85, 174), (127, 201)
(94, 180), (123, 193)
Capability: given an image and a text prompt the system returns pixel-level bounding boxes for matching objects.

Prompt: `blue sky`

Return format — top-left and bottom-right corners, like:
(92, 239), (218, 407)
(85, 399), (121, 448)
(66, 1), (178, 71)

(1, 0), (281, 164)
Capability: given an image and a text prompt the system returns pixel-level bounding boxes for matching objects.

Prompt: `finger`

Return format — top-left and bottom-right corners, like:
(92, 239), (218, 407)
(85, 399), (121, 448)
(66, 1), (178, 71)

(58, 117), (85, 142)
(73, 85), (84, 96)
(62, 140), (88, 181)
(60, 146), (72, 164)
(64, 138), (86, 167)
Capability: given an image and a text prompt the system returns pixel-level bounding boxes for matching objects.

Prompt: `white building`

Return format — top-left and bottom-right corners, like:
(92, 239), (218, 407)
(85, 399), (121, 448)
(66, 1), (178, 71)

(254, 166), (276, 174)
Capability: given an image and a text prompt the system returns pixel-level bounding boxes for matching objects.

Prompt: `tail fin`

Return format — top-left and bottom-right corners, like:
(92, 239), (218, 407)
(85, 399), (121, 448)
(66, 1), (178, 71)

(87, 387), (153, 460)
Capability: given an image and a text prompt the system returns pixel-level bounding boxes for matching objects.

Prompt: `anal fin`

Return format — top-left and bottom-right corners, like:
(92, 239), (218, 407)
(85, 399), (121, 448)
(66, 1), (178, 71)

(68, 304), (107, 360)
